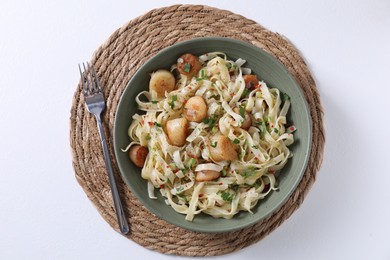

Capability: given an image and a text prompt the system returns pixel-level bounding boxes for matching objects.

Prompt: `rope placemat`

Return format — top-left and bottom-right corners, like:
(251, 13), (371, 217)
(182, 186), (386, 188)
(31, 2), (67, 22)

(70, 4), (325, 256)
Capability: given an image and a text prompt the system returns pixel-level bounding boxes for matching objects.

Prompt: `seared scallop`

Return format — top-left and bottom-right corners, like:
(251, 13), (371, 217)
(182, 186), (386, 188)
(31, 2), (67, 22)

(183, 96), (208, 123)
(129, 145), (148, 168)
(149, 70), (175, 99)
(165, 117), (189, 146)
(195, 170), (221, 182)
(209, 134), (238, 162)
(177, 53), (202, 78)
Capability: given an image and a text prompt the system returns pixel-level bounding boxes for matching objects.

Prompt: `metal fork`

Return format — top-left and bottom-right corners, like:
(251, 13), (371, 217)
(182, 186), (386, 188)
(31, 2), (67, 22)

(78, 62), (129, 234)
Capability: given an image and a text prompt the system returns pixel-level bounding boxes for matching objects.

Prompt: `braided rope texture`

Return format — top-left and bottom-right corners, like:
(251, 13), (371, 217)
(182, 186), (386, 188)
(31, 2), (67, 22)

(69, 4), (325, 256)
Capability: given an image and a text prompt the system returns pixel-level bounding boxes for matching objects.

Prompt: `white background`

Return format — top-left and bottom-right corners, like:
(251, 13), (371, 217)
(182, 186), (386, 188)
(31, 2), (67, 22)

(1, 0), (389, 259)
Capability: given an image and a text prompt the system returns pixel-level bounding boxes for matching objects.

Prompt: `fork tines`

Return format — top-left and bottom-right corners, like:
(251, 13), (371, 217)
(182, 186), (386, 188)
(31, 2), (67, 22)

(78, 62), (102, 96)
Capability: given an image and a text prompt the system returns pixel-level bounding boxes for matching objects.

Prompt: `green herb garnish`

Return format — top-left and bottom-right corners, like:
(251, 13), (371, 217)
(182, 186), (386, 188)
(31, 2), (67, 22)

(183, 63), (191, 73)
(187, 158), (197, 168)
(241, 88), (251, 99)
(256, 121), (267, 139)
(203, 117), (217, 128)
(241, 168), (256, 178)
(218, 190), (235, 202)
(229, 183), (239, 191)
(281, 92), (290, 102)
(169, 163), (177, 170)
(273, 128), (279, 134)
(226, 62), (236, 71)
(211, 141), (218, 148)
(169, 95), (177, 109)
(239, 105), (245, 118)
(175, 186), (184, 193)
(233, 138), (240, 144)
(151, 100), (158, 104)
(177, 193), (188, 202)
(195, 69), (207, 81)
(154, 122), (162, 127)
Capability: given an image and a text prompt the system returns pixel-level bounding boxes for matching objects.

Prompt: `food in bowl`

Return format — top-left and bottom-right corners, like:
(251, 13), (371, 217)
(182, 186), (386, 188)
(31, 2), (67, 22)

(123, 52), (296, 221)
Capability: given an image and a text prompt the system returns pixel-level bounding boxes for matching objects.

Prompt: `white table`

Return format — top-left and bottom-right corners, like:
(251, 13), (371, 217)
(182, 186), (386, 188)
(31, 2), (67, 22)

(1, 0), (389, 259)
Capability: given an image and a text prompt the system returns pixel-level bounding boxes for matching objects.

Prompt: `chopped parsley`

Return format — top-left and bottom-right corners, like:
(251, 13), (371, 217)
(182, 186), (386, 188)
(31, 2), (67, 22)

(229, 183), (240, 191)
(233, 138), (240, 144)
(151, 100), (158, 104)
(169, 163), (177, 171)
(211, 141), (218, 148)
(177, 193), (188, 202)
(179, 167), (188, 173)
(256, 121), (267, 139)
(186, 158), (197, 168)
(241, 88), (251, 99)
(145, 134), (151, 140)
(281, 92), (290, 102)
(153, 122), (162, 127)
(169, 95), (177, 109)
(218, 190), (235, 202)
(175, 186), (184, 193)
(241, 168), (256, 178)
(183, 63), (191, 73)
(226, 62), (236, 71)
(239, 105), (245, 118)
(273, 128), (279, 134)
(203, 117), (217, 128)
(195, 69), (207, 81)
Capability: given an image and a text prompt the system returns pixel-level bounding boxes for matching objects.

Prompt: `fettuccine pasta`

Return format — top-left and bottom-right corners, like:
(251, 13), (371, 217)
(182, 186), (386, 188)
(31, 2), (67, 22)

(124, 52), (296, 221)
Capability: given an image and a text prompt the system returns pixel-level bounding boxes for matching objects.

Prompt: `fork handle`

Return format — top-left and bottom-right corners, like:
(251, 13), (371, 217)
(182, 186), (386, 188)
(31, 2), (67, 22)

(95, 115), (130, 235)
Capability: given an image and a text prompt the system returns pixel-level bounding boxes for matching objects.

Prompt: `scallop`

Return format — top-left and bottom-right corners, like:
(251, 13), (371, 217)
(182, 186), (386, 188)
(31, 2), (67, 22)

(195, 170), (221, 182)
(183, 96), (208, 123)
(149, 69), (175, 99)
(177, 53), (202, 78)
(243, 74), (259, 90)
(165, 117), (189, 146)
(129, 145), (148, 168)
(209, 134), (238, 162)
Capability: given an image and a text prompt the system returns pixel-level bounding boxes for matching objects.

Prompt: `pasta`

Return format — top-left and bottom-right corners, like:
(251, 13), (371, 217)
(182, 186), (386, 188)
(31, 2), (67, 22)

(124, 52), (296, 221)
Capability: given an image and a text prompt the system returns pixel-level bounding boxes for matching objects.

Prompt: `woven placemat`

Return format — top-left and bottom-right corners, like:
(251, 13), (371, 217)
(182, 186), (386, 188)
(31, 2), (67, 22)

(70, 4), (325, 256)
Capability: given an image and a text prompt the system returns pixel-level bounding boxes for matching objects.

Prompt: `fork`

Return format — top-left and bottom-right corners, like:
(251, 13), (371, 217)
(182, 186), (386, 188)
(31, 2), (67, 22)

(78, 62), (129, 234)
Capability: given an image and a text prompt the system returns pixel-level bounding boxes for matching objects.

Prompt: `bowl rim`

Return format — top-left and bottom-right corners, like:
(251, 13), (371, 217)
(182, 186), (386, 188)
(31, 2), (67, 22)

(113, 36), (312, 233)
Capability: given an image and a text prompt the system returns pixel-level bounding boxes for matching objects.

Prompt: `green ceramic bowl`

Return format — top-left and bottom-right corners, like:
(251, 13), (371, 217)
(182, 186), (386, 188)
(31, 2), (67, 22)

(113, 37), (312, 233)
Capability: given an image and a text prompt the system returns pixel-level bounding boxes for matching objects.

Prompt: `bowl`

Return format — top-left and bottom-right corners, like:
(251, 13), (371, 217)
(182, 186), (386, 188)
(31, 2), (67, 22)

(113, 37), (312, 233)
